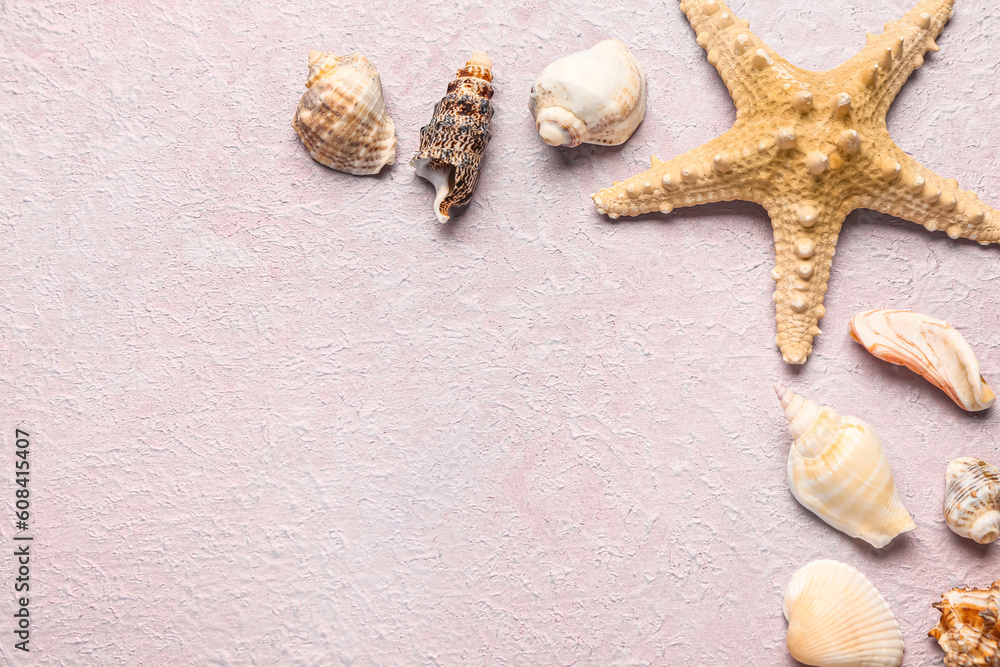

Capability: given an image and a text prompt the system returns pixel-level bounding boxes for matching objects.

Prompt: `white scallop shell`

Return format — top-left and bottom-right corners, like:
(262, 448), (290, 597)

(528, 39), (646, 147)
(775, 384), (915, 548)
(944, 457), (1000, 544)
(784, 560), (904, 667)
(292, 51), (397, 175)
(849, 310), (996, 412)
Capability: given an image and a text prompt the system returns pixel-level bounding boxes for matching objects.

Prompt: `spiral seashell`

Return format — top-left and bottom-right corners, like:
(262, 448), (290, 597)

(774, 384), (915, 548)
(849, 310), (995, 412)
(291, 51), (397, 175)
(529, 40), (646, 147)
(944, 457), (1000, 544)
(784, 560), (904, 667)
(929, 579), (1000, 667)
(411, 52), (494, 224)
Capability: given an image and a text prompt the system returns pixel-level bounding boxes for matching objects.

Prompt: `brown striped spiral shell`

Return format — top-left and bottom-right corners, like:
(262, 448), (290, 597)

(410, 52), (494, 223)
(944, 458), (1000, 544)
(292, 51), (397, 175)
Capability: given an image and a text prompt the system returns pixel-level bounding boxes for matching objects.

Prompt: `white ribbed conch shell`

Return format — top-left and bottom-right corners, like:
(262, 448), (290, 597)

(292, 51), (397, 175)
(849, 310), (995, 412)
(930, 579), (1000, 667)
(775, 384), (915, 548)
(528, 39), (646, 147)
(944, 457), (1000, 545)
(784, 560), (904, 667)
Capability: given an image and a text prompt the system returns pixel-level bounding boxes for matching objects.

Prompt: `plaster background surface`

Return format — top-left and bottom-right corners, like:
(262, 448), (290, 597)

(1, 0), (998, 664)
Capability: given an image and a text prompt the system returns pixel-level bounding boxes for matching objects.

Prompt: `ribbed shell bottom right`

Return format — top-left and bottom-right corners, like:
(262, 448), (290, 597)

(784, 560), (903, 667)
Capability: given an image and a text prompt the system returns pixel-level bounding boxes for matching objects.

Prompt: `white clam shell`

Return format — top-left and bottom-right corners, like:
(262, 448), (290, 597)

(775, 385), (915, 548)
(849, 310), (996, 411)
(784, 560), (904, 667)
(944, 457), (1000, 544)
(529, 39), (646, 147)
(292, 51), (397, 175)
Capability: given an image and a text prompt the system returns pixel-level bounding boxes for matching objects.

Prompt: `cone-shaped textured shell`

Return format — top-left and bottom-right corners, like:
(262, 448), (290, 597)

(529, 40), (646, 147)
(784, 560), (903, 667)
(929, 579), (1000, 667)
(775, 384), (831, 455)
(944, 458), (1000, 544)
(776, 386), (915, 548)
(849, 310), (996, 411)
(410, 52), (494, 223)
(291, 52), (396, 175)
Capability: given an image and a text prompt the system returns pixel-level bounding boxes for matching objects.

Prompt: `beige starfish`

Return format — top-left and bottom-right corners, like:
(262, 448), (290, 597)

(592, 0), (999, 364)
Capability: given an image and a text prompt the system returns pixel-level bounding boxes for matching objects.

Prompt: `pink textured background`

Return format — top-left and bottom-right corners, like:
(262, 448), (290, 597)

(1, 0), (998, 664)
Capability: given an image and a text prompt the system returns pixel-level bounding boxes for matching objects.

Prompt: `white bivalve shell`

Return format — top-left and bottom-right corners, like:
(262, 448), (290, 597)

(292, 51), (397, 175)
(849, 310), (995, 412)
(775, 384), (915, 548)
(528, 39), (646, 147)
(784, 560), (904, 667)
(944, 457), (1000, 544)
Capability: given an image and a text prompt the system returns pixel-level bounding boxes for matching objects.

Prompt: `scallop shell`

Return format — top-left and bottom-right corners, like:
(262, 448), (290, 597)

(775, 384), (915, 548)
(291, 51), (397, 175)
(784, 560), (904, 667)
(944, 457), (1000, 545)
(529, 39), (646, 147)
(929, 579), (1000, 667)
(849, 310), (995, 412)
(410, 51), (494, 224)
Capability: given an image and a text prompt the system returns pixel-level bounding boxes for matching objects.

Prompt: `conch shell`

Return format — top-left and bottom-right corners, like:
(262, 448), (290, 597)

(784, 559), (904, 667)
(775, 384), (915, 548)
(849, 310), (995, 412)
(944, 457), (1000, 544)
(529, 40), (646, 147)
(929, 579), (1000, 667)
(411, 52), (494, 224)
(292, 51), (397, 175)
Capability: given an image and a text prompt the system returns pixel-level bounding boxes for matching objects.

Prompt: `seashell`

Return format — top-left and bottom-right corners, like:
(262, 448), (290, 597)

(291, 51), (397, 175)
(784, 559), (904, 667)
(929, 579), (1000, 667)
(944, 457), (1000, 544)
(849, 310), (995, 412)
(411, 51), (495, 224)
(529, 40), (646, 147)
(774, 384), (915, 548)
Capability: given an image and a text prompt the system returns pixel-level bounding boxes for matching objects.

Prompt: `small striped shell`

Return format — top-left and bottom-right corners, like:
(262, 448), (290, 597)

(775, 384), (915, 548)
(944, 458), (1000, 544)
(784, 560), (904, 667)
(292, 51), (397, 175)
(849, 310), (996, 411)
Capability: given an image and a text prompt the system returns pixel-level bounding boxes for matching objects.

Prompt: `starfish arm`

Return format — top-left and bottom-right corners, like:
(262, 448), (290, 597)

(592, 128), (768, 218)
(766, 200), (850, 365)
(677, 0), (796, 117)
(837, 0), (954, 120)
(858, 149), (1000, 245)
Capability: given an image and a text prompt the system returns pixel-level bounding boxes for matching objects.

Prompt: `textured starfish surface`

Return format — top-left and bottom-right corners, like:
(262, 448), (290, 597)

(592, 0), (999, 364)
